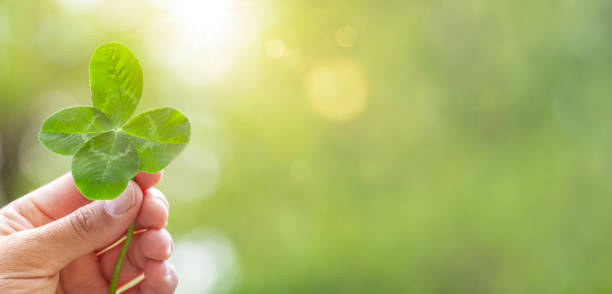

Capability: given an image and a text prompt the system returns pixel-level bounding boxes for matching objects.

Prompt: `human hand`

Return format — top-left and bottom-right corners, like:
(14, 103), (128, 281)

(0, 172), (178, 294)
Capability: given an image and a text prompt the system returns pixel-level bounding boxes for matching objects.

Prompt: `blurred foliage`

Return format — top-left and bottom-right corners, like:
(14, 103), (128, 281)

(3, 0), (612, 293)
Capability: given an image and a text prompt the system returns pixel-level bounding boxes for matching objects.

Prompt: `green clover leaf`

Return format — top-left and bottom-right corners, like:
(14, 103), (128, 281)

(122, 107), (191, 173)
(39, 42), (191, 200)
(90, 42), (143, 127)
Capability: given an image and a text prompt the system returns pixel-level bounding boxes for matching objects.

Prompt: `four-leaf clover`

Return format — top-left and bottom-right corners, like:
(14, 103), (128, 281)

(39, 42), (190, 200)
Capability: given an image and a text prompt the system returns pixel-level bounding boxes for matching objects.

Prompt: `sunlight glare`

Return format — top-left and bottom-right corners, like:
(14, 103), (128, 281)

(150, 0), (259, 86)
(170, 0), (233, 37)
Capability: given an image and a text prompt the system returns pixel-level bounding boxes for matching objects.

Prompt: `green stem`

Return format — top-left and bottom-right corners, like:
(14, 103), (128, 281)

(109, 220), (136, 294)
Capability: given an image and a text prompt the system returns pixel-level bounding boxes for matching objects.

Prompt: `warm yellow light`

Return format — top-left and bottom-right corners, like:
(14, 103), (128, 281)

(169, 0), (233, 37)
(305, 58), (369, 121)
(265, 39), (286, 59)
(149, 0), (258, 86)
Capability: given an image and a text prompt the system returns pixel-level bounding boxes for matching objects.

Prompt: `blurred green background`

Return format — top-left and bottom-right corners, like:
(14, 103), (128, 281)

(2, 0), (612, 293)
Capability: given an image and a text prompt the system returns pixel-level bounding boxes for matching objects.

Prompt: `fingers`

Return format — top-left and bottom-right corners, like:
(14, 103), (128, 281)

(100, 189), (172, 273)
(59, 254), (109, 294)
(129, 189), (177, 294)
(133, 229), (173, 265)
(9, 171), (162, 228)
(139, 261), (178, 294)
(7, 181), (144, 274)
(100, 229), (173, 277)
(134, 171), (163, 192)
(98, 229), (175, 294)
(137, 188), (169, 229)
(99, 188), (172, 279)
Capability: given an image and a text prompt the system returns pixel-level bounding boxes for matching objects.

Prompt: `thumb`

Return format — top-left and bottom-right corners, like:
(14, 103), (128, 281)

(14, 181), (143, 273)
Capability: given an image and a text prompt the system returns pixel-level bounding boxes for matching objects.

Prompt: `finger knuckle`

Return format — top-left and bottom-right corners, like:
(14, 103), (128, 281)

(69, 207), (101, 240)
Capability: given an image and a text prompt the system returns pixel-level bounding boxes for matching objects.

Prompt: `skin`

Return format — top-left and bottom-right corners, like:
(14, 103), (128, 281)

(0, 171), (178, 294)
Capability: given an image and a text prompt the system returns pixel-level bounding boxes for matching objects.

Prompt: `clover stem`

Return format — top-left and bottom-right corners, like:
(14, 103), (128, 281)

(109, 220), (136, 294)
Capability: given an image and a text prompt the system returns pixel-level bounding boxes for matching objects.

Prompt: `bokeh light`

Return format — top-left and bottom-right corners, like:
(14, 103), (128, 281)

(305, 58), (369, 121)
(162, 146), (221, 202)
(171, 230), (239, 294)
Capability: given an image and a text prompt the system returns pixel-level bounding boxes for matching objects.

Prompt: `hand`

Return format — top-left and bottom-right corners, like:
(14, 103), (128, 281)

(0, 172), (178, 294)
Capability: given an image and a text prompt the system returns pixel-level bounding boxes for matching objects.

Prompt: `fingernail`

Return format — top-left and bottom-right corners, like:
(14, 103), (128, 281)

(104, 183), (136, 216)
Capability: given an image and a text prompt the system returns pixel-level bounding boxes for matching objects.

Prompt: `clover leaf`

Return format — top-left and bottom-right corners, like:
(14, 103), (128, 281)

(39, 42), (190, 200)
